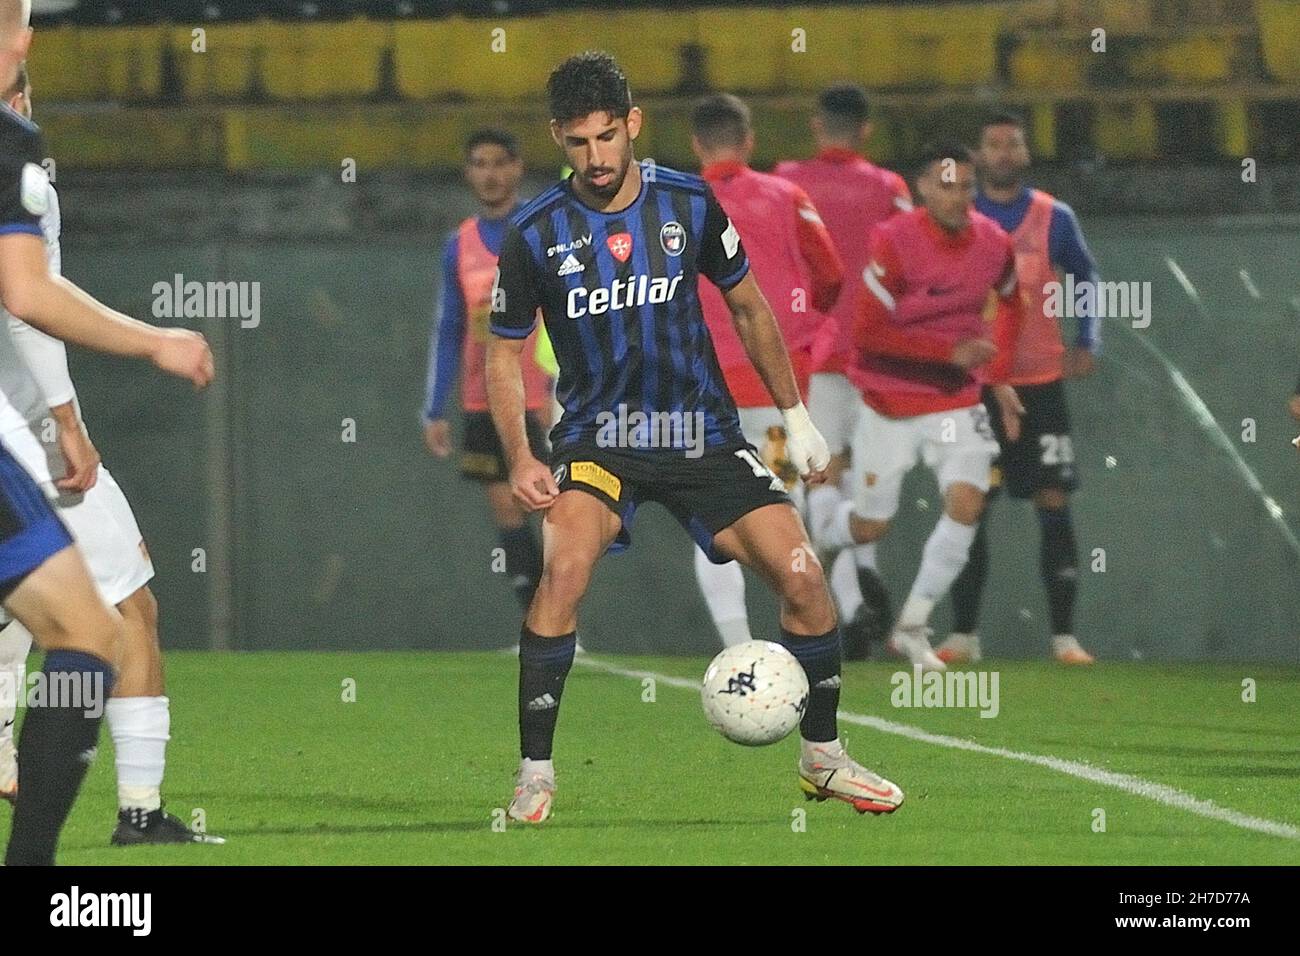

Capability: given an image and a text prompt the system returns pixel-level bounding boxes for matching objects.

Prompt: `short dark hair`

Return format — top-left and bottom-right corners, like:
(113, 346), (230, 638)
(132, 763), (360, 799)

(464, 128), (520, 160)
(4, 60), (27, 100)
(546, 51), (632, 124)
(980, 110), (1026, 139)
(817, 83), (870, 136)
(691, 93), (751, 150)
(916, 141), (975, 175)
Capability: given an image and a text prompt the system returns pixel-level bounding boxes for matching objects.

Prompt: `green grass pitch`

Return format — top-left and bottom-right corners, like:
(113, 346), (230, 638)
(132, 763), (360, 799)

(6, 651), (1298, 865)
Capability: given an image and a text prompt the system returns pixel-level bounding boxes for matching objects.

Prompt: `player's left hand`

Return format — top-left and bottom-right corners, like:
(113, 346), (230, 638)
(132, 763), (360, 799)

(1289, 393), (1300, 422)
(991, 384), (1025, 443)
(781, 402), (831, 486)
(55, 419), (101, 493)
(1064, 347), (1097, 379)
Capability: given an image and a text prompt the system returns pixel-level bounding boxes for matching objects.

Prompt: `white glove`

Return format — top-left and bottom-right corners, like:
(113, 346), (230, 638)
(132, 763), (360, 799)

(781, 401), (830, 478)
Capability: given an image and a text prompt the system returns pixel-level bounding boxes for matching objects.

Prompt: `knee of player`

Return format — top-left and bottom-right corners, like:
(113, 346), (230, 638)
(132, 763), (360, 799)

(1034, 488), (1069, 511)
(778, 560), (829, 612)
(944, 485), (987, 525)
(849, 513), (890, 543)
(537, 554), (594, 601)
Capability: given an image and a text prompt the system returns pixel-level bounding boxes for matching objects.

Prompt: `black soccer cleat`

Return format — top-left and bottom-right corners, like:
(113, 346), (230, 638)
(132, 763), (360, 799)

(111, 807), (226, 846)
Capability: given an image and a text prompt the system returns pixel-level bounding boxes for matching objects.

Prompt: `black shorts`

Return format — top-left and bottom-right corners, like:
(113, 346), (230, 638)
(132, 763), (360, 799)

(460, 411), (549, 483)
(550, 441), (791, 564)
(986, 379), (1079, 499)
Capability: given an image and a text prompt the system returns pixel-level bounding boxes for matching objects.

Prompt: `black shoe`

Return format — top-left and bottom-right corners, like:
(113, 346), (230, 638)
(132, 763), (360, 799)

(842, 567), (893, 661)
(111, 807), (226, 846)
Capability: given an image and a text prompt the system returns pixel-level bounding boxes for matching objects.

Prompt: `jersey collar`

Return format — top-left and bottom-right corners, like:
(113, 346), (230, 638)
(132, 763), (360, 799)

(701, 159), (749, 182)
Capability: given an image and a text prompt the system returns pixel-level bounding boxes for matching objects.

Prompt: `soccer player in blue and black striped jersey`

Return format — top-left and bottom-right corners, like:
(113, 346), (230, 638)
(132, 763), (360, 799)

(487, 51), (905, 823)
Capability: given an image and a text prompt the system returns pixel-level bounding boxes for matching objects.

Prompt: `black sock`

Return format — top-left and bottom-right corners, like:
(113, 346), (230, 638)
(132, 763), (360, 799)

(1038, 505), (1079, 635)
(780, 627), (841, 743)
(499, 525), (543, 611)
(951, 513), (990, 634)
(6, 650), (114, 866)
(518, 627), (576, 761)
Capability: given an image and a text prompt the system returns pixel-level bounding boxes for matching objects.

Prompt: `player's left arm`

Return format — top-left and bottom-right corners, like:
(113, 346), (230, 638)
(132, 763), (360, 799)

(1049, 201), (1101, 378)
(791, 187), (843, 314)
(987, 242), (1026, 441)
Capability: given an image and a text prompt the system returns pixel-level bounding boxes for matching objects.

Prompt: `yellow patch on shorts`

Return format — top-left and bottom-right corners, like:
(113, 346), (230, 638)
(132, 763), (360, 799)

(570, 461), (622, 501)
(989, 465), (1003, 488)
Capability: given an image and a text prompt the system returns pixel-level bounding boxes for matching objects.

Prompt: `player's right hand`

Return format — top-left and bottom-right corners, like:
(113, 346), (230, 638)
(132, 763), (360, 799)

(151, 328), (215, 389)
(55, 419), (101, 494)
(511, 455), (560, 511)
(781, 402), (831, 485)
(950, 337), (997, 370)
(1289, 394), (1300, 422)
(424, 419), (452, 458)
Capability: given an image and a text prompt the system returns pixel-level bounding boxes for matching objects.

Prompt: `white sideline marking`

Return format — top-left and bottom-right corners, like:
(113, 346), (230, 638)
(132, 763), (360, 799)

(578, 656), (1300, 841)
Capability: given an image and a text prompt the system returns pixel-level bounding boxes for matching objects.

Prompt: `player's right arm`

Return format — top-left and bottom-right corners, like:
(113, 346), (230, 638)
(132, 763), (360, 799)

(486, 222), (557, 510)
(0, 236), (212, 387)
(423, 232), (465, 458)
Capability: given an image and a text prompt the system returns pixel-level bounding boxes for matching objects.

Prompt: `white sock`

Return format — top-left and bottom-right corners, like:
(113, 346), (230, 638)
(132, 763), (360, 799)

(106, 695), (170, 812)
(0, 622), (33, 743)
(829, 549), (863, 621)
(520, 757), (554, 781)
(694, 547), (751, 646)
(899, 515), (977, 629)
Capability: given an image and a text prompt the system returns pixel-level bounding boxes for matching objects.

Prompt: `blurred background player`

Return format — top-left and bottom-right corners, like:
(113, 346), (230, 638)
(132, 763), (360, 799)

(776, 83), (912, 658)
(939, 112), (1101, 666)
(808, 143), (1024, 673)
(423, 129), (553, 617)
(0, 63), (221, 845)
(0, 0), (213, 865)
(690, 92), (843, 648)
(489, 52), (902, 824)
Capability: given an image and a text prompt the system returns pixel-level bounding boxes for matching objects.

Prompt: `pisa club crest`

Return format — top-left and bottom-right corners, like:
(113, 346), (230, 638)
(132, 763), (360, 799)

(606, 232), (633, 263)
(660, 221), (686, 257)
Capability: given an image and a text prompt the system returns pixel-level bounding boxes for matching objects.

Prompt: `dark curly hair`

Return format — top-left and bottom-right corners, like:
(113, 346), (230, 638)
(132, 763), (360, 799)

(546, 51), (632, 124)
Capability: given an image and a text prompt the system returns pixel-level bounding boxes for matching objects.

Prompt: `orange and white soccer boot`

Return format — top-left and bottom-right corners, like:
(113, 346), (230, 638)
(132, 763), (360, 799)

(798, 740), (904, 815)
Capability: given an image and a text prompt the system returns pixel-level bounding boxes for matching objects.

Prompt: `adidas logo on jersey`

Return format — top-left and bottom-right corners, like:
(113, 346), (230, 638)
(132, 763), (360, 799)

(526, 693), (558, 711)
(557, 254), (585, 277)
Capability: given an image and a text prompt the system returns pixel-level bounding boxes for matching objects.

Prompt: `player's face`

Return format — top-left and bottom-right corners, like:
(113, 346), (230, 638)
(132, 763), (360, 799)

(464, 143), (522, 209)
(0, 18), (31, 95)
(551, 108), (642, 201)
(978, 124), (1030, 190)
(918, 160), (977, 231)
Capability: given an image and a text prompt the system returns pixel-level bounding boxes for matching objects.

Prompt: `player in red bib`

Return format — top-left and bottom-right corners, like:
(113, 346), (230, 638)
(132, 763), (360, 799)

(423, 130), (553, 616)
(808, 143), (1025, 672)
(940, 112), (1102, 666)
(692, 93), (844, 648)
(776, 84), (912, 657)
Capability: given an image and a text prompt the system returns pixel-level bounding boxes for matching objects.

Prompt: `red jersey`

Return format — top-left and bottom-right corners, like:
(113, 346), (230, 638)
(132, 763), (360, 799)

(697, 160), (843, 407)
(774, 148), (912, 374)
(850, 208), (1022, 418)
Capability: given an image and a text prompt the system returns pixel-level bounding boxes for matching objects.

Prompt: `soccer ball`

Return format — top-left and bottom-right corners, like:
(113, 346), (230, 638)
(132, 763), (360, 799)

(700, 641), (809, 746)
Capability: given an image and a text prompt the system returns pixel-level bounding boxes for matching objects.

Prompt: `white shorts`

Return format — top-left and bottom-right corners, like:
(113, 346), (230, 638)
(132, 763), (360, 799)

(1, 423), (154, 610)
(807, 372), (860, 456)
(736, 406), (804, 510)
(849, 399), (1000, 522)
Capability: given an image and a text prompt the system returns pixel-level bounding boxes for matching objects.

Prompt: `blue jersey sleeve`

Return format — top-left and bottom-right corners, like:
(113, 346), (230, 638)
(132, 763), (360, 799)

(423, 232), (466, 422)
(1048, 201), (1101, 352)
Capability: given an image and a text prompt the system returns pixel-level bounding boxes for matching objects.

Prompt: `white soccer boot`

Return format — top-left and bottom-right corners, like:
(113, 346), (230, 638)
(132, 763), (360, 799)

(799, 740), (904, 814)
(887, 623), (947, 672)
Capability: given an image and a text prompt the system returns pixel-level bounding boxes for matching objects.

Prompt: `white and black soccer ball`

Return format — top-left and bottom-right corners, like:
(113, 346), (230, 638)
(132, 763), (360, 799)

(700, 641), (809, 747)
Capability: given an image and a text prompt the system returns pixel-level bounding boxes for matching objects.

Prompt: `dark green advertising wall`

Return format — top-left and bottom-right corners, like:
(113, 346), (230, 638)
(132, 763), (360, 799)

(62, 216), (1300, 661)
